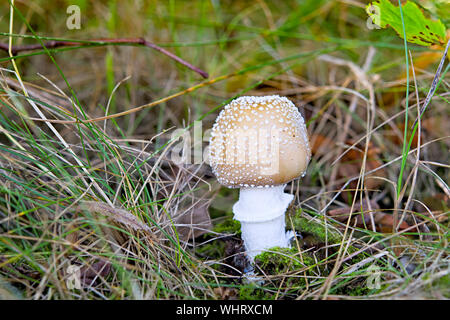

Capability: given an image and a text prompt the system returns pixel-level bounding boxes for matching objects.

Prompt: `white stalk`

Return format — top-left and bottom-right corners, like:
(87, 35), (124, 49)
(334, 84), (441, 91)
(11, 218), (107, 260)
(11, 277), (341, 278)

(232, 184), (293, 261)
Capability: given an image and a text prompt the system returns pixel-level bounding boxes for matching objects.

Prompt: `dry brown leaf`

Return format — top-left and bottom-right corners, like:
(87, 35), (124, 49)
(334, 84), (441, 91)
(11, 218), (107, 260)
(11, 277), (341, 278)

(422, 117), (450, 139)
(338, 141), (386, 191)
(328, 198), (380, 227)
(415, 194), (449, 224)
(327, 198), (412, 232)
(328, 198), (380, 218)
(325, 296), (341, 300)
(389, 237), (418, 257)
(0, 259), (40, 282)
(385, 122), (420, 149)
(421, 210), (447, 223)
(79, 260), (112, 287)
(381, 47), (443, 109)
(377, 215), (410, 231)
(213, 287), (239, 300)
(310, 133), (334, 157)
(174, 201), (213, 242)
(79, 201), (153, 234)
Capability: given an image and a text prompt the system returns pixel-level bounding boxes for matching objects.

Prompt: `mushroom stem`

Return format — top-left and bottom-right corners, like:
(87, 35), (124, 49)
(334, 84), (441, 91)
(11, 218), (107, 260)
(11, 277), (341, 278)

(233, 185), (293, 261)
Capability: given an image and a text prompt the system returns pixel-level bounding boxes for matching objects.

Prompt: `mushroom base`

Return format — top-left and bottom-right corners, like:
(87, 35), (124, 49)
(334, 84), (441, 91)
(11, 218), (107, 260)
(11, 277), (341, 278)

(232, 185), (294, 261)
(240, 215), (289, 261)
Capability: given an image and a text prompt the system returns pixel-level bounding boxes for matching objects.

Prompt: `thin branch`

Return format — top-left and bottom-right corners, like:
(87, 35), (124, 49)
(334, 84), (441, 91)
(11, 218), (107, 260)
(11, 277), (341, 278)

(27, 72), (234, 124)
(413, 39), (450, 127)
(0, 37), (209, 78)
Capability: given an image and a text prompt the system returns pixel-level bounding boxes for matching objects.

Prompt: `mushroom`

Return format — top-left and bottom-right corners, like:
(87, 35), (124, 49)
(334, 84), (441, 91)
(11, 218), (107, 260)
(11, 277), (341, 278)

(209, 95), (311, 261)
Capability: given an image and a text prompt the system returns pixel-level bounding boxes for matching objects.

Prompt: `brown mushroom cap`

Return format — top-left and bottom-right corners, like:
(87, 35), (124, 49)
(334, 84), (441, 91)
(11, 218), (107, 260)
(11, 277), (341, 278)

(209, 95), (310, 188)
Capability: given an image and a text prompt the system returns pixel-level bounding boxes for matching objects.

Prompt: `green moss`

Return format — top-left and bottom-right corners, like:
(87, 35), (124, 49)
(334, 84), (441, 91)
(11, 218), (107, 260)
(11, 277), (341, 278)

(288, 211), (342, 244)
(213, 218), (241, 235)
(252, 246), (318, 296)
(201, 208), (375, 298)
(289, 209), (367, 259)
(240, 209), (376, 298)
(337, 280), (371, 296)
(432, 273), (450, 298)
(255, 247), (316, 274)
(239, 285), (273, 300)
(196, 240), (226, 260)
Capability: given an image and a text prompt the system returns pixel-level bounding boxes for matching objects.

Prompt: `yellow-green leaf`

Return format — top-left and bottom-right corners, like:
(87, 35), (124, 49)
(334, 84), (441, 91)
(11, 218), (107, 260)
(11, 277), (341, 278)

(366, 0), (446, 47)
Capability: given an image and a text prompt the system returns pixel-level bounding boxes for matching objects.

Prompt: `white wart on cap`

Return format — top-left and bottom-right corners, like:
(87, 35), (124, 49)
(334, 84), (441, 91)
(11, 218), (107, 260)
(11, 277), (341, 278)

(209, 95), (310, 188)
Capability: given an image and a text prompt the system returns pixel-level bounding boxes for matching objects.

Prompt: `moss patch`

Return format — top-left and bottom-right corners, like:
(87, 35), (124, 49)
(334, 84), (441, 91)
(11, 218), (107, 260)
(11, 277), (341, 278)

(213, 218), (241, 235)
(239, 284), (273, 300)
(199, 208), (379, 298)
(196, 239), (226, 260)
(255, 247), (316, 274)
(339, 282), (371, 296)
(251, 246), (318, 298)
(431, 273), (450, 298)
(288, 210), (342, 244)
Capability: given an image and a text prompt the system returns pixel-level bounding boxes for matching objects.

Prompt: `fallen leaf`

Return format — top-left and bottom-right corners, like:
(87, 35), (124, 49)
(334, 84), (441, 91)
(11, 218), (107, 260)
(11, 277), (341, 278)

(421, 210), (447, 224)
(328, 198), (380, 228)
(422, 117), (450, 139)
(310, 133), (334, 157)
(174, 201), (213, 242)
(0, 259), (40, 282)
(213, 287), (239, 300)
(377, 214), (410, 231)
(338, 140), (386, 191)
(79, 202), (154, 235)
(328, 198), (380, 219)
(327, 198), (411, 232)
(385, 122), (420, 149)
(415, 194), (449, 224)
(79, 260), (112, 287)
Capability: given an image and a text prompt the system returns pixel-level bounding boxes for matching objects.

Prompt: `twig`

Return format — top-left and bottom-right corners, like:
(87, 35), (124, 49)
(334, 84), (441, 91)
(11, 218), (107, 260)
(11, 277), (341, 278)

(0, 37), (209, 78)
(27, 72), (235, 124)
(413, 39), (450, 127)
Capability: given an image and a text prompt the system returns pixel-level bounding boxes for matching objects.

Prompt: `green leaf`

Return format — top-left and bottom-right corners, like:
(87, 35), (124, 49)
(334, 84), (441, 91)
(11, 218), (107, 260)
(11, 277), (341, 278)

(366, 0), (446, 47)
(421, 0), (450, 28)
